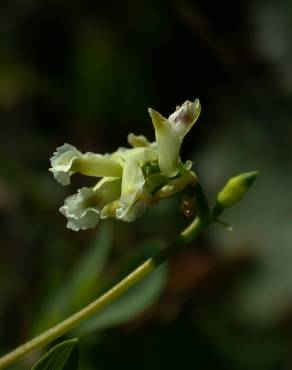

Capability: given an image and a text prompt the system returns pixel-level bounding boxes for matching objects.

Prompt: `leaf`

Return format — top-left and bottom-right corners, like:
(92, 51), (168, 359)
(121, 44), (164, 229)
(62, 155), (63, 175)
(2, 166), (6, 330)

(31, 338), (78, 370)
(32, 224), (113, 334)
(76, 240), (168, 334)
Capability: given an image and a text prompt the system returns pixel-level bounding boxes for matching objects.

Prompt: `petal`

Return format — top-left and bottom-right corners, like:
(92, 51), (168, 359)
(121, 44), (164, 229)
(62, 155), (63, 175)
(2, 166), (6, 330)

(168, 99), (201, 139)
(50, 144), (122, 185)
(60, 178), (121, 231)
(111, 147), (158, 165)
(116, 159), (149, 222)
(125, 147), (158, 163)
(148, 99), (201, 178)
(117, 198), (149, 222)
(60, 188), (100, 231)
(93, 176), (122, 204)
(127, 133), (151, 148)
(49, 144), (81, 185)
(100, 200), (120, 219)
(72, 152), (122, 178)
(148, 108), (181, 177)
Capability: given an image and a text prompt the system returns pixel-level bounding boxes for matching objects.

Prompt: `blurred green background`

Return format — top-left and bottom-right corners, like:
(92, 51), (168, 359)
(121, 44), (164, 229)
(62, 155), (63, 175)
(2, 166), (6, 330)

(1, 0), (292, 369)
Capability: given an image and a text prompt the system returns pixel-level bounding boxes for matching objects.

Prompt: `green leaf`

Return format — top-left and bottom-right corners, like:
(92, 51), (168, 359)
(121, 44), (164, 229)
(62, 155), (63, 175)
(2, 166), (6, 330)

(76, 240), (168, 334)
(31, 338), (78, 370)
(32, 224), (112, 334)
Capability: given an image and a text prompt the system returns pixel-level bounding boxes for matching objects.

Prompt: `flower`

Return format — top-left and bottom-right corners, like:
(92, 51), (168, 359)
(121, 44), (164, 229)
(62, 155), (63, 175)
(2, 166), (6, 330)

(50, 144), (122, 185)
(148, 99), (201, 177)
(50, 99), (200, 230)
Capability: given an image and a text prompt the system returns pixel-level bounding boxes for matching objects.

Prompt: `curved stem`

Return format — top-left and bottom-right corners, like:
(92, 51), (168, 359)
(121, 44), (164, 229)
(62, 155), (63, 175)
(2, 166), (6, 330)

(0, 184), (211, 370)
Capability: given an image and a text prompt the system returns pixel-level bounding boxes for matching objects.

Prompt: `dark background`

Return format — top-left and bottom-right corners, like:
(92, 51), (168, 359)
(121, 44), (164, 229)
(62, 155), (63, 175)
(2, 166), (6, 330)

(1, 0), (292, 369)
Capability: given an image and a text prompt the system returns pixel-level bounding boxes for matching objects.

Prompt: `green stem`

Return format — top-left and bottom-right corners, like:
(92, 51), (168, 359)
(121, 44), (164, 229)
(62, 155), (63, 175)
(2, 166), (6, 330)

(0, 184), (210, 370)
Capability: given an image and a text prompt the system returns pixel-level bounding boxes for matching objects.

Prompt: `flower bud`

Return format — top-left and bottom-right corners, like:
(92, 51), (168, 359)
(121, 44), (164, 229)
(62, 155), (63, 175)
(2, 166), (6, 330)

(217, 171), (258, 208)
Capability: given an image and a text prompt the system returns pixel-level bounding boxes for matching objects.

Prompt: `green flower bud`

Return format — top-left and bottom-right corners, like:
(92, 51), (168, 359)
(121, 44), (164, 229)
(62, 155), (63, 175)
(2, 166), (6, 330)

(217, 171), (259, 209)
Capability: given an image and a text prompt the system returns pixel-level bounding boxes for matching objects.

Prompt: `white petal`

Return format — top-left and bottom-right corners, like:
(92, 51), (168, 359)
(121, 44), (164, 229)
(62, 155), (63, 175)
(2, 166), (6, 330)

(50, 144), (122, 185)
(50, 144), (81, 185)
(168, 99), (201, 138)
(60, 178), (121, 231)
(60, 188), (100, 231)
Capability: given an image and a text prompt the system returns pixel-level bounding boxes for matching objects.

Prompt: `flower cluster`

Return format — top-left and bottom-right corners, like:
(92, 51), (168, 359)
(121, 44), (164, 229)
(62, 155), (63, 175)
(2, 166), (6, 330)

(50, 100), (201, 231)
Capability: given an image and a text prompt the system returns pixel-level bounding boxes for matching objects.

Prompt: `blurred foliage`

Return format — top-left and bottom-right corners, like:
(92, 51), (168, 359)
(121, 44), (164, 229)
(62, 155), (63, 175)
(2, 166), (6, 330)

(0, 0), (292, 369)
(76, 240), (168, 334)
(31, 224), (113, 335)
(31, 339), (78, 370)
